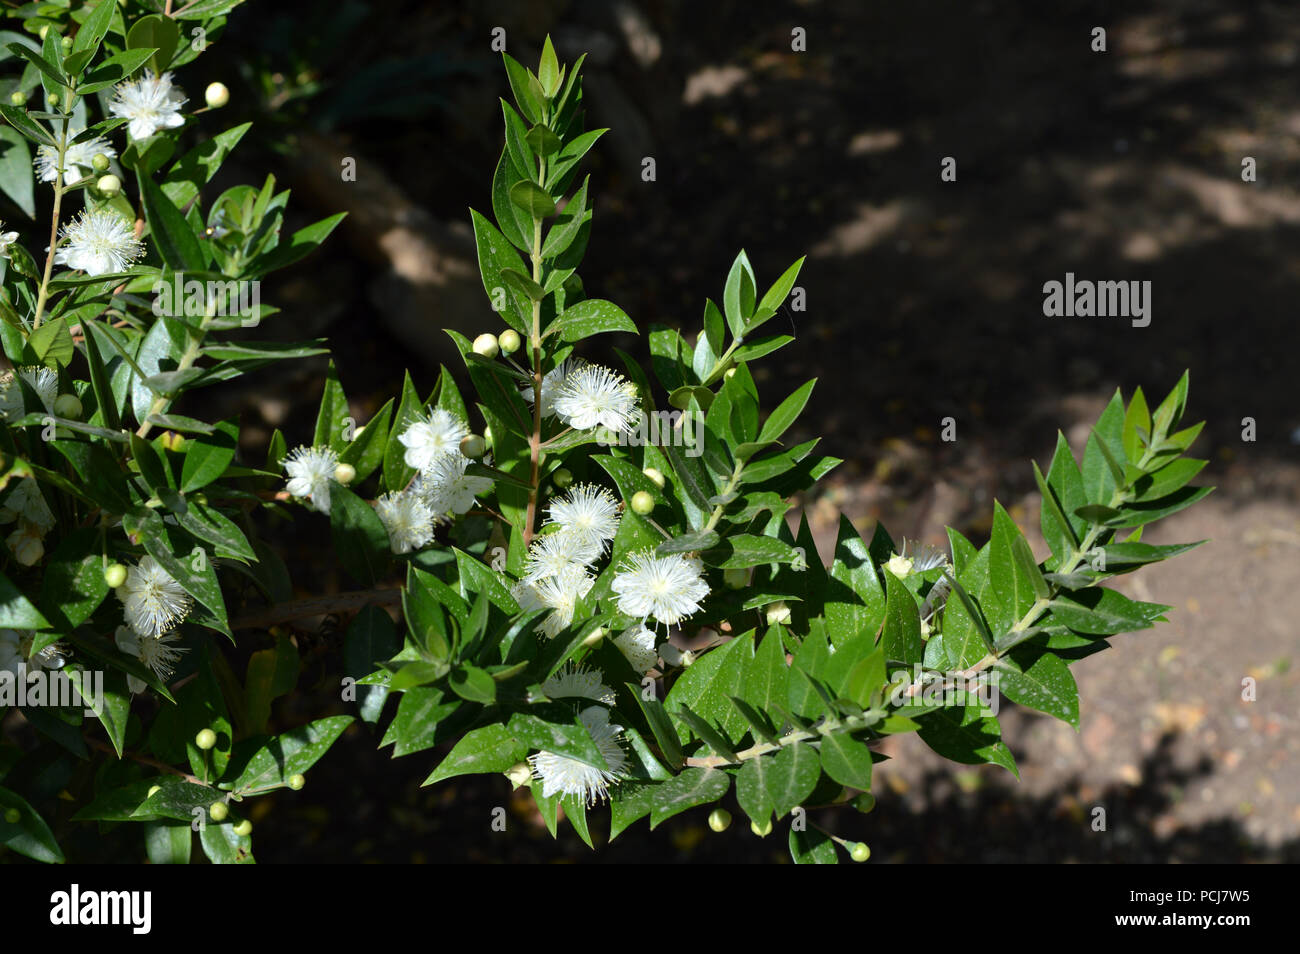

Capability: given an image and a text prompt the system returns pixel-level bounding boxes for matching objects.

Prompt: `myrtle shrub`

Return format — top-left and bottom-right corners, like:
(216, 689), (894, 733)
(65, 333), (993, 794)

(0, 6), (1210, 864)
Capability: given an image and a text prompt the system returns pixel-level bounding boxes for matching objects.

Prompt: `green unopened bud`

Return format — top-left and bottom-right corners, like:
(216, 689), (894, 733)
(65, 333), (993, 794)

(498, 329), (521, 354)
(505, 761), (532, 789)
(642, 466), (665, 488)
(96, 174), (121, 195)
(9, 91), (26, 107)
(52, 393), (82, 419)
(3, 808), (20, 824)
(552, 468), (573, 489)
(104, 563), (128, 589)
(849, 842), (871, 862)
(459, 434), (486, 459)
(333, 462), (356, 485)
(287, 773), (306, 790)
(750, 818), (773, 837)
(707, 808), (731, 832)
(630, 491), (654, 515)
(765, 600), (792, 626)
(232, 819), (252, 836)
(854, 792), (876, 814)
(208, 801), (228, 822)
(472, 333), (499, 358)
(723, 568), (748, 589)
(91, 153), (111, 172)
(195, 729), (217, 750)
(47, 92), (59, 108)
(204, 82), (230, 108)
(60, 36), (73, 51)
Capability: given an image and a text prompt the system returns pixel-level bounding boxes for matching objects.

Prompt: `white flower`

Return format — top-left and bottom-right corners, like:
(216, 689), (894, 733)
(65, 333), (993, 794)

(614, 625), (659, 673)
(0, 630), (65, 677)
(421, 452), (493, 515)
(522, 532), (598, 584)
(398, 408), (467, 474)
(1, 366), (58, 419)
(3, 478), (55, 533)
(109, 71), (187, 141)
(6, 522), (44, 566)
(539, 661), (615, 705)
(554, 363), (640, 433)
(284, 445), (339, 513)
(114, 626), (186, 694)
(34, 130), (117, 187)
(545, 483), (620, 555)
(0, 225), (18, 259)
(528, 705), (628, 805)
(374, 490), (436, 554)
(895, 539), (950, 574)
(117, 556), (193, 637)
(611, 549), (711, 626)
(53, 208), (143, 276)
(522, 359), (579, 418)
(511, 562), (593, 638)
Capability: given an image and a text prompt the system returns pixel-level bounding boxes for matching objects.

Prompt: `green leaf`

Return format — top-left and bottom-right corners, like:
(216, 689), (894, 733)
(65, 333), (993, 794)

(1048, 587), (1165, 635)
(996, 651), (1079, 726)
(137, 170), (205, 272)
(627, 684), (684, 771)
(700, 533), (799, 568)
(548, 298), (637, 341)
(470, 208), (529, 334)
(881, 569), (925, 665)
(126, 13), (179, 75)
(1131, 458), (1207, 503)
(312, 359), (349, 452)
(38, 529), (109, 631)
(916, 705), (1017, 775)
(179, 418), (237, 493)
(69, 668), (131, 757)
(329, 484), (390, 586)
(243, 634), (299, 735)
(751, 256), (805, 333)
(757, 379), (815, 445)
(29, 314), (74, 368)
(722, 249), (757, 337)
(665, 632), (752, 741)
(762, 742), (820, 818)
(0, 786), (64, 863)
(789, 825), (838, 864)
(424, 723), (525, 785)
(0, 126), (34, 217)
(0, 569), (51, 629)
(735, 755), (775, 826)
(648, 767), (730, 828)
(449, 665), (497, 704)
(0, 104), (54, 147)
(227, 716), (354, 794)
(817, 732), (873, 790)
(143, 820), (192, 865)
(509, 179), (556, 219)
(72, 0), (119, 61)
(247, 212), (347, 278)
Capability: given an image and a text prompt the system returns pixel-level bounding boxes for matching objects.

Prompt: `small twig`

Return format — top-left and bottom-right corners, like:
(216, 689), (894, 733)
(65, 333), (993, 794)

(230, 589), (401, 631)
(85, 737), (203, 784)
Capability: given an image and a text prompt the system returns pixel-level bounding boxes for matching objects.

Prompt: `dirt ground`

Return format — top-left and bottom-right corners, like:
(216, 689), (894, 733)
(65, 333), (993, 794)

(142, 0), (1300, 862)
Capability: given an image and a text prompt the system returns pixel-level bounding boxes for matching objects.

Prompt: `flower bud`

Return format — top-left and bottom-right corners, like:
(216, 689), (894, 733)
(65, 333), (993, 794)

(498, 329), (521, 354)
(723, 568), (747, 589)
(204, 82), (230, 108)
(853, 792), (876, 814)
(91, 153), (111, 172)
(724, 368), (736, 380)
(630, 491), (654, 515)
(459, 434), (486, 459)
(287, 774), (306, 790)
(885, 553), (913, 579)
(9, 91), (26, 107)
(3, 808), (19, 824)
(552, 468), (572, 489)
(104, 563), (128, 589)
(765, 601), (792, 626)
(208, 801), (228, 822)
(232, 819), (252, 836)
(505, 761), (532, 789)
(707, 809), (731, 832)
(10, 532), (43, 566)
(472, 333), (499, 358)
(642, 466), (665, 488)
(47, 92), (59, 108)
(60, 36), (73, 52)
(38, 26), (49, 40)
(195, 729), (217, 751)
(581, 626), (606, 647)
(849, 842), (871, 862)
(96, 174), (121, 195)
(750, 818), (773, 837)
(52, 393), (82, 419)
(333, 462), (356, 485)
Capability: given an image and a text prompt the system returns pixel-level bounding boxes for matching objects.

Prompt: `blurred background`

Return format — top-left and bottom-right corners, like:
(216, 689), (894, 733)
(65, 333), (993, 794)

(68, 0), (1300, 861)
